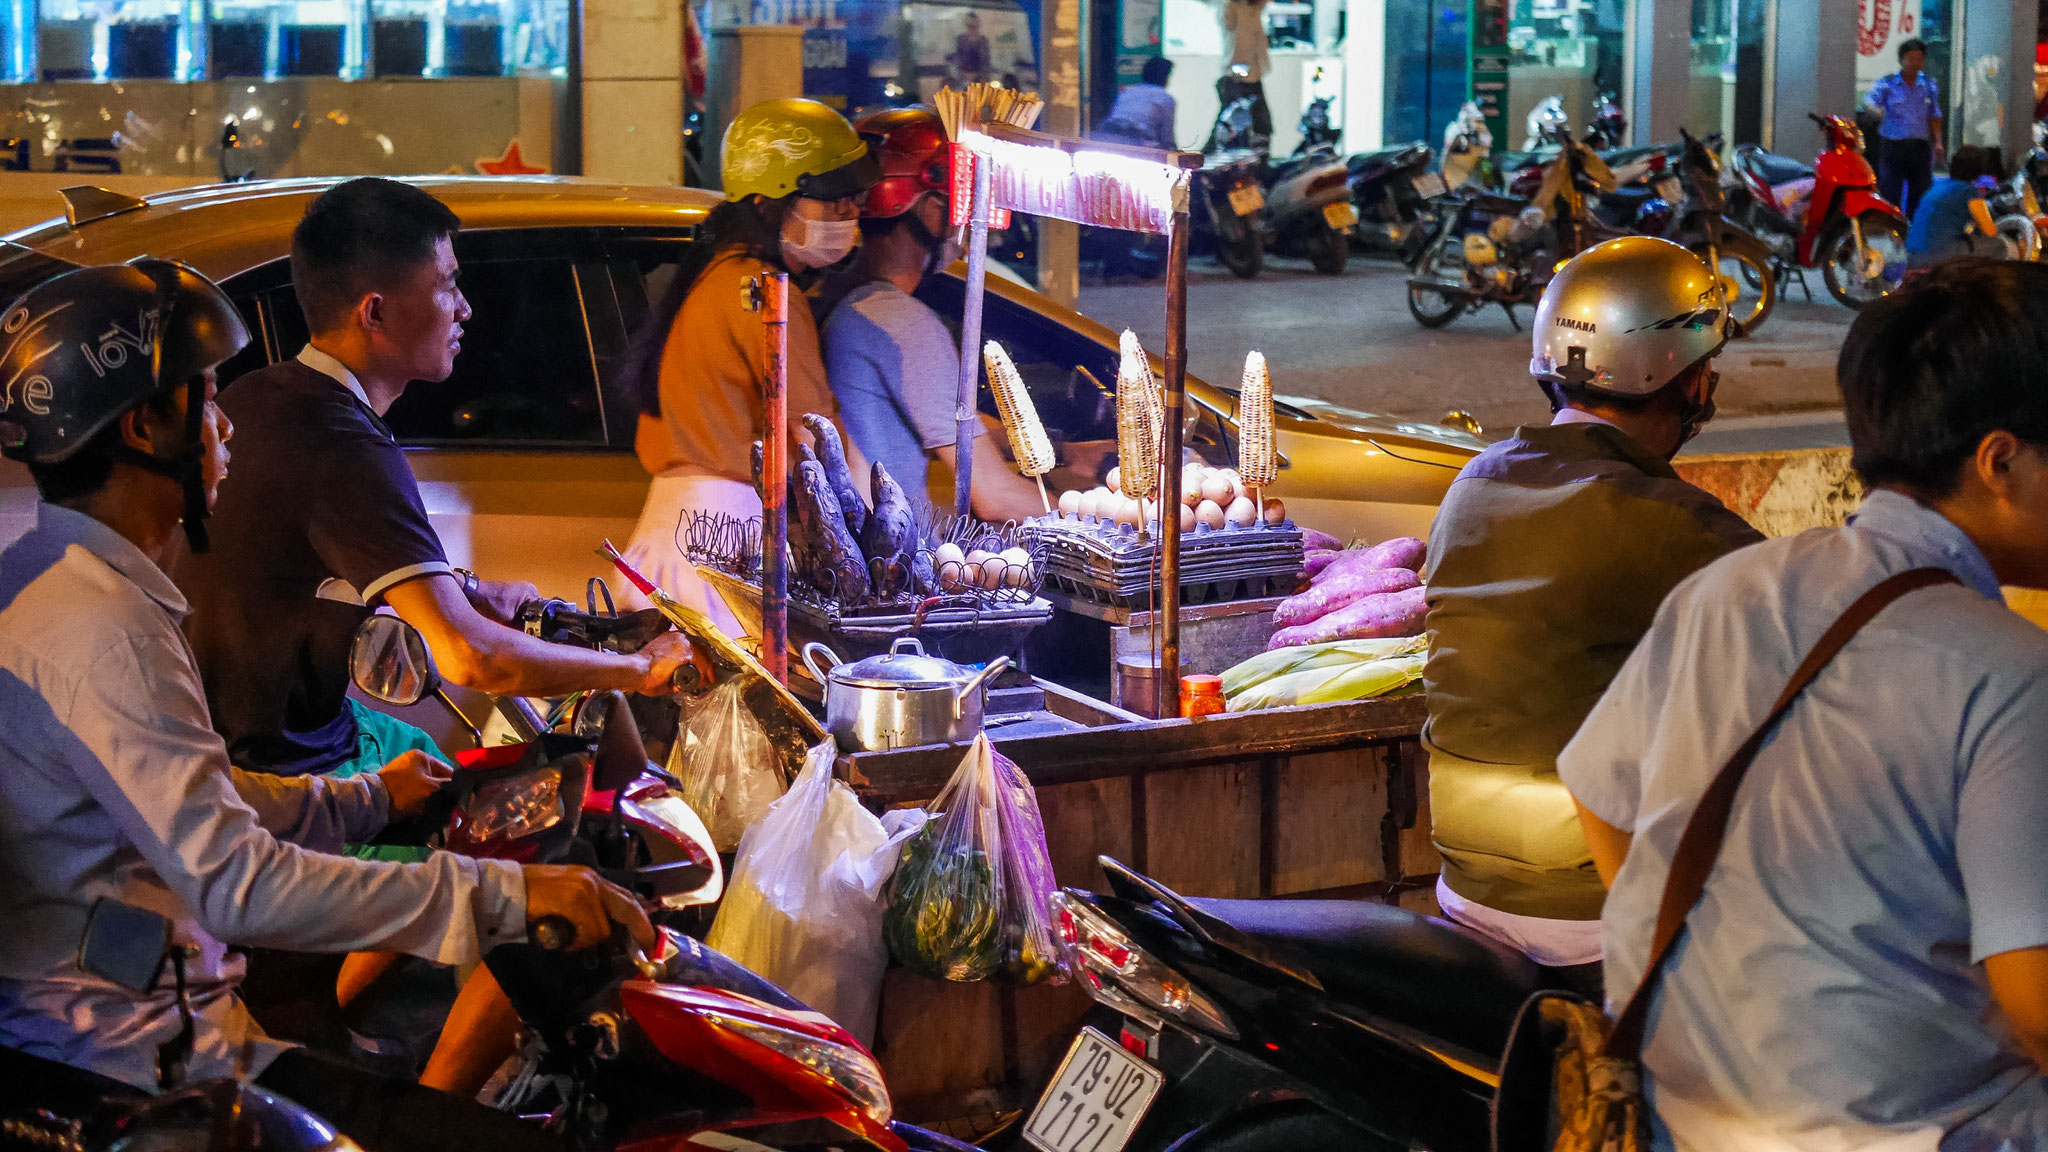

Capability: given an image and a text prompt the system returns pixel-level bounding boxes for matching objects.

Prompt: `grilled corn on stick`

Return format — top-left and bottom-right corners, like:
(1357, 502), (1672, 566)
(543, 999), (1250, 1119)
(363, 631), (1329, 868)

(1117, 330), (1162, 519)
(984, 340), (1055, 512)
(1239, 350), (1276, 514)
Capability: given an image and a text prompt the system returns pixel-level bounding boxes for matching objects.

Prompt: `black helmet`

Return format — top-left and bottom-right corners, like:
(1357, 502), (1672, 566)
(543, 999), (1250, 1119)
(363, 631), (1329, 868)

(0, 259), (248, 550)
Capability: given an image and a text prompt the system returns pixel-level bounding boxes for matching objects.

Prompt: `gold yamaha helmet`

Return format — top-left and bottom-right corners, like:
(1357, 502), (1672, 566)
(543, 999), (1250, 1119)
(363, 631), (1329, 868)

(721, 98), (880, 203)
(1530, 237), (1730, 398)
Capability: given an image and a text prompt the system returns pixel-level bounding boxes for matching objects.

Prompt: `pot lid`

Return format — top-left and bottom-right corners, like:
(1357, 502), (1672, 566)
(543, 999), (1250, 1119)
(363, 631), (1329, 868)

(830, 637), (973, 690)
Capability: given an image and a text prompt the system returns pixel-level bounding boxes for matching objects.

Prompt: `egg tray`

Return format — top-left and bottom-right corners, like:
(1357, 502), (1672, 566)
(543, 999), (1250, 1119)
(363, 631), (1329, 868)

(1019, 513), (1306, 608)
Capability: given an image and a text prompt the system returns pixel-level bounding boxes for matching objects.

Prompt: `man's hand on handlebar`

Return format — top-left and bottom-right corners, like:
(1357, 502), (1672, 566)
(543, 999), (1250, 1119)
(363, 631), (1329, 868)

(468, 577), (544, 627)
(376, 749), (455, 818)
(522, 864), (657, 952)
(635, 631), (715, 697)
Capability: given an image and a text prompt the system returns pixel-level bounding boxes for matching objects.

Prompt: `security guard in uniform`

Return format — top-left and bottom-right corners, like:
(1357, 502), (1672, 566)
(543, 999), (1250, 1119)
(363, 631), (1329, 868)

(1420, 237), (1764, 984)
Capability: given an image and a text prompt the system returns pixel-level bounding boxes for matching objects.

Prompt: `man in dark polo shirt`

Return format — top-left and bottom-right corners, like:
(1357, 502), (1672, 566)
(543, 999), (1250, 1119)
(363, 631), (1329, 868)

(169, 177), (704, 1096)
(1421, 237), (1763, 983)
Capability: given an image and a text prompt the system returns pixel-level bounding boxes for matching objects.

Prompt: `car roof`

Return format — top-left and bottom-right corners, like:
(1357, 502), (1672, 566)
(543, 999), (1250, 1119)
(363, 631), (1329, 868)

(2, 176), (720, 283)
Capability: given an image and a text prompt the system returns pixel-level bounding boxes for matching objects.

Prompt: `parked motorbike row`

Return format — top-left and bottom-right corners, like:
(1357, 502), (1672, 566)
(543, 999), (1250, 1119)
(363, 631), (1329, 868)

(1402, 97), (1918, 335)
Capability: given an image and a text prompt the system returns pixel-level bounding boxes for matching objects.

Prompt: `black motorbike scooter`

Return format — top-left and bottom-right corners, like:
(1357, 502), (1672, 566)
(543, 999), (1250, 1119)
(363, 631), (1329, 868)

(1018, 857), (1577, 1152)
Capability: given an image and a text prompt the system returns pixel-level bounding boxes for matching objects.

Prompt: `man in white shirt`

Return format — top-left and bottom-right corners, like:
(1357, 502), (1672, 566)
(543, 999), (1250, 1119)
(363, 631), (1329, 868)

(0, 259), (649, 1151)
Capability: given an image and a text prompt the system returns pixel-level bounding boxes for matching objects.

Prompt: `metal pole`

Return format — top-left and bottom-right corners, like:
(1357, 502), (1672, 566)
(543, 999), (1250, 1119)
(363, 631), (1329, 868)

(760, 272), (790, 685)
(1156, 210), (1191, 718)
(953, 155), (993, 519)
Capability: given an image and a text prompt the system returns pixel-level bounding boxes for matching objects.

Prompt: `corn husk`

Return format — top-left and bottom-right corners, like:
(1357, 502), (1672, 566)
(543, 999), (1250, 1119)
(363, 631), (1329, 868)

(1227, 651), (1427, 712)
(1219, 634), (1427, 698)
(1238, 350), (1276, 489)
(984, 340), (1055, 477)
(1116, 330), (1162, 503)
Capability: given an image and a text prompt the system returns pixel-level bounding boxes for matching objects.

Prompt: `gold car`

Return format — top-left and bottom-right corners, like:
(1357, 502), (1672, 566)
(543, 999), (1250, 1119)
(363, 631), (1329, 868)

(0, 178), (1485, 595)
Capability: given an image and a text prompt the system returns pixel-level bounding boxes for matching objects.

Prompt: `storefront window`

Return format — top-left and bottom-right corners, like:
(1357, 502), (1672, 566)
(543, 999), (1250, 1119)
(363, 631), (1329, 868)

(1504, 0), (1623, 150)
(5, 0), (558, 81)
(1383, 0), (1466, 146)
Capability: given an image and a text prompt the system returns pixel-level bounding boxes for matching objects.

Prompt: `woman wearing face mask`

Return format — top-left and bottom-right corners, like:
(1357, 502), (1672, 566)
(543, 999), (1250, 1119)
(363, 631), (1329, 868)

(618, 97), (879, 630)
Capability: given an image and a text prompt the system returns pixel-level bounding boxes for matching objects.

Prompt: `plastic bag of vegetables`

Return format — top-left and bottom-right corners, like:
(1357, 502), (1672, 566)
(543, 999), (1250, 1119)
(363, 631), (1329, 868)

(885, 734), (1061, 983)
(989, 743), (1066, 985)
(706, 742), (927, 1045)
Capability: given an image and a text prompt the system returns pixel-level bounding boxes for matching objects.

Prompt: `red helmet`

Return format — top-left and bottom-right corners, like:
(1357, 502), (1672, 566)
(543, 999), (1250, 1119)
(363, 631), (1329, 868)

(856, 106), (950, 219)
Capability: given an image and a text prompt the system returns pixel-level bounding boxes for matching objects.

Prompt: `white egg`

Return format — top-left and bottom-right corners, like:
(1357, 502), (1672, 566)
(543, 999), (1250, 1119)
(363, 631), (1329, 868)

(935, 541), (965, 566)
(1115, 497), (1142, 528)
(1179, 502), (1195, 532)
(1057, 489), (1082, 517)
(1262, 497), (1286, 525)
(998, 546), (1032, 588)
(1219, 469), (1245, 505)
(1224, 495), (1257, 527)
(1180, 463), (1207, 505)
(1200, 472), (1232, 505)
(1106, 465), (1122, 494)
(1196, 499), (1226, 530)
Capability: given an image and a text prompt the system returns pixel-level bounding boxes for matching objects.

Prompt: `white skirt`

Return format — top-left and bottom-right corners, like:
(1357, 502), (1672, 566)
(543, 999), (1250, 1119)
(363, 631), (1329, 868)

(619, 473), (762, 638)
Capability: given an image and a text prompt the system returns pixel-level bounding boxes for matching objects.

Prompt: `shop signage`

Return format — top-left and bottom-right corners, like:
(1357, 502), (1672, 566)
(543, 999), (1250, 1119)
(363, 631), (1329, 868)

(1468, 0), (1510, 150)
(1855, 0), (1921, 90)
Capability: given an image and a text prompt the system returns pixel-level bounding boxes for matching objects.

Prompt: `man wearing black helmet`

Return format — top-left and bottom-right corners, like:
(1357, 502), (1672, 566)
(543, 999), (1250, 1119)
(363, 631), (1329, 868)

(0, 259), (648, 1149)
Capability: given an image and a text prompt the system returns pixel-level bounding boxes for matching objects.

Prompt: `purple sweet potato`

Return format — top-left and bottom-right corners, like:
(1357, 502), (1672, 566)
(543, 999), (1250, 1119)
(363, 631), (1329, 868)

(1268, 585), (1429, 649)
(1304, 549), (1342, 578)
(1302, 528), (1345, 551)
(1274, 566), (1420, 627)
(1321, 536), (1427, 582)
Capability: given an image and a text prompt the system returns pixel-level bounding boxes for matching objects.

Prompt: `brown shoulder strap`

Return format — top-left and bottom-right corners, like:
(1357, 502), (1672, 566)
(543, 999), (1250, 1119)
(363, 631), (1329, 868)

(1604, 566), (1960, 1058)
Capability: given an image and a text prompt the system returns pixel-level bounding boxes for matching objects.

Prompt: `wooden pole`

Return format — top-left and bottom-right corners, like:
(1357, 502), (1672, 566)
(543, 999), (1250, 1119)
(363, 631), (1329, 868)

(759, 272), (790, 685)
(1156, 210), (1190, 718)
(953, 154), (992, 519)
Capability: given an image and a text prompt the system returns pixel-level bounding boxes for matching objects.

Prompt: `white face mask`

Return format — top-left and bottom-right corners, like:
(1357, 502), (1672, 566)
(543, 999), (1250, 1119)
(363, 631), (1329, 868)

(781, 214), (860, 269)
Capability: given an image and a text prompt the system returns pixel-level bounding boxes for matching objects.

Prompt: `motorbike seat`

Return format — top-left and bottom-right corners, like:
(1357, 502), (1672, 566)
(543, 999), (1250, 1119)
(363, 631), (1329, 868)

(1736, 148), (1813, 188)
(1184, 896), (1547, 1060)
(1464, 190), (1528, 216)
(1346, 144), (1421, 177)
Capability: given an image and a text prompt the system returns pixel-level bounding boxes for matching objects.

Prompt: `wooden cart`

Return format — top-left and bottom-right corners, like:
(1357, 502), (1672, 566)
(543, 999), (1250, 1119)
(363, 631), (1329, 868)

(840, 688), (1437, 1124)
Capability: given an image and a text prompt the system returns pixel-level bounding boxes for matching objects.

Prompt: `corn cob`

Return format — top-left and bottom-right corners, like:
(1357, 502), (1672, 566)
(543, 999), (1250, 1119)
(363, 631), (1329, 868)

(1238, 350), (1276, 522)
(1117, 330), (1162, 519)
(983, 340), (1055, 512)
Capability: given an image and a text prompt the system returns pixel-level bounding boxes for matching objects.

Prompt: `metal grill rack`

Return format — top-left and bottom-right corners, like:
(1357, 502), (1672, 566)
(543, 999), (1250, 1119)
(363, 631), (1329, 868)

(1020, 512), (1306, 609)
(681, 508), (1053, 666)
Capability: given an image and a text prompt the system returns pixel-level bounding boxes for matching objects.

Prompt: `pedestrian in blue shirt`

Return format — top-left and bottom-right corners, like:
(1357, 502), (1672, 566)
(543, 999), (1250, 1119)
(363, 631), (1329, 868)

(1097, 57), (1178, 150)
(1865, 37), (1944, 213)
(1906, 143), (2003, 268)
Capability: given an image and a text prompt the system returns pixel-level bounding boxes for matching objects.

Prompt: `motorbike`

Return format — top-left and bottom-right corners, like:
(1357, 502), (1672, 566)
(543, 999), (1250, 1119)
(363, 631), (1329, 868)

(1664, 127), (1778, 335)
(1726, 112), (1908, 309)
(1984, 171), (2044, 261)
(1212, 94), (1355, 275)
(1404, 135), (1624, 330)
(1188, 99), (1270, 279)
(1580, 90), (1627, 150)
(1439, 101), (1495, 192)
(347, 613), (977, 1152)
(1017, 856), (1573, 1152)
(1344, 139), (1436, 259)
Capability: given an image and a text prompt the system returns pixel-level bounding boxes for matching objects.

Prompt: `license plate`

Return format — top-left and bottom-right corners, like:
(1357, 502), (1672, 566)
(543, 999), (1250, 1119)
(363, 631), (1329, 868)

(1323, 200), (1360, 229)
(1227, 183), (1264, 216)
(1412, 172), (1448, 198)
(1655, 176), (1684, 203)
(1023, 1028), (1165, 1152)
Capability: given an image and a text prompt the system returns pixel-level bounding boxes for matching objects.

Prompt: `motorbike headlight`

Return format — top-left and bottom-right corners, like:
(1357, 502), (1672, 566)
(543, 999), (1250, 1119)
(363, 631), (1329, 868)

(459, 768), (563, 842)
(1052, 891), (1238, 1040)
(701, 1011), (893, 1127)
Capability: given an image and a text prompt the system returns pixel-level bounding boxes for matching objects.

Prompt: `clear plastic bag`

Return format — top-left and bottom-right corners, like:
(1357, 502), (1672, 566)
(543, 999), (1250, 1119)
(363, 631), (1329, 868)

(990, 746), (1065, 986)
(671, 677), (785, 851)
(705, 741), (926, 1045)
(884, 734), (1064, 985)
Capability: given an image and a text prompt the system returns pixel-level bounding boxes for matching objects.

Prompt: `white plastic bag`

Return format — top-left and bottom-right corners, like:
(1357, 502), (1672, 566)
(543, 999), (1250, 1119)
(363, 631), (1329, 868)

(672, 677), (785, 851)
(705, 741), (926, 1045)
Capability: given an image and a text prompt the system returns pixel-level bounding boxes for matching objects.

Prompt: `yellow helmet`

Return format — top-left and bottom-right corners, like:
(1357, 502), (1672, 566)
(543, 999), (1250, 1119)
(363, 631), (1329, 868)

(721, 98), (881, 203)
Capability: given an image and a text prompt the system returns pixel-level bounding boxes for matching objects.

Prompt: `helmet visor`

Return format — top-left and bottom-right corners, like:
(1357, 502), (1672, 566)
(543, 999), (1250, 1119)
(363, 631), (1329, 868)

(796, 150), (884, 204)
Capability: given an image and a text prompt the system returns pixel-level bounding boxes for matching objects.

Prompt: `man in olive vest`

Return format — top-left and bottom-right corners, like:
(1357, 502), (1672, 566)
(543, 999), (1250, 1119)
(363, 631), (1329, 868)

(1421, 237), (1763, 985)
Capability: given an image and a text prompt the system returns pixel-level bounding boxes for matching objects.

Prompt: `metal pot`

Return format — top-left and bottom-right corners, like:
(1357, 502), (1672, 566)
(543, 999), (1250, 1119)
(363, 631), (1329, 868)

(802, 637), (1011, 752)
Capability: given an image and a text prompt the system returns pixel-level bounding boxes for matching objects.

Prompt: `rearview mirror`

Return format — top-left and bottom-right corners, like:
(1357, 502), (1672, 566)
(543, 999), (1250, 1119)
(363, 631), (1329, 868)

(350, 614), (439, 707)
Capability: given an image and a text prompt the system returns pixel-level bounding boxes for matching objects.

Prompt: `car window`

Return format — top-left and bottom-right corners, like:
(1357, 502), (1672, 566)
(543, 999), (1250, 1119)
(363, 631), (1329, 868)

(915, 274), (1120, 446)
(220, 229), (616, 448)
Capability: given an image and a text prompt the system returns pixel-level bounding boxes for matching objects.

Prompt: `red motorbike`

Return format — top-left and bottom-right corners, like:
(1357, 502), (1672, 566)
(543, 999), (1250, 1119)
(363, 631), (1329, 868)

(1728, 112), (1907, 309)
(347, 614), (974, 1152)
